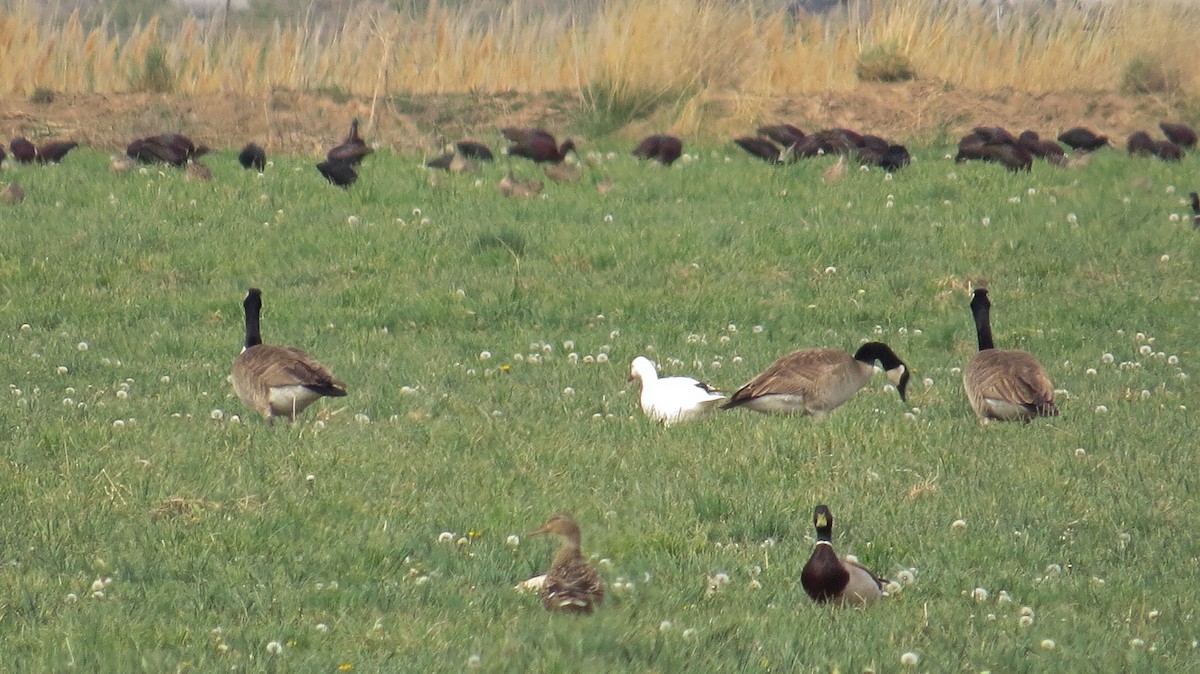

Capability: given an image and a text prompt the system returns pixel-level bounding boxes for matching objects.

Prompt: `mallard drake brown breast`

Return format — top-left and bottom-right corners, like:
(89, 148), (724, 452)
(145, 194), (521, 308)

(801, 505), (886, 607)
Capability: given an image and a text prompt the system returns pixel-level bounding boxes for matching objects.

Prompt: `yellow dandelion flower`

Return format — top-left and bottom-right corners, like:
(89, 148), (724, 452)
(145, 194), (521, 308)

(339, 664), (354, 672)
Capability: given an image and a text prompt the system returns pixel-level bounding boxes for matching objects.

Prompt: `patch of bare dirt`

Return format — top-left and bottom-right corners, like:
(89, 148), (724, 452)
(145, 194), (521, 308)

(0, 82), (1189, 158)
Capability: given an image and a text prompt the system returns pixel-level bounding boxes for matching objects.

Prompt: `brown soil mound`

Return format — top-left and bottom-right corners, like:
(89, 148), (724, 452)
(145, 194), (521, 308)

(0, 83), (1187, 157)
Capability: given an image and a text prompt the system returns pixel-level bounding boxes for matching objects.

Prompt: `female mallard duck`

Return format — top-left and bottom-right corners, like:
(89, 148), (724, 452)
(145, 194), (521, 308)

(231, 288), (348, 424)
(628, 356), (725, 426)
(526, 513), (605, 615)
(963, 289), (1057, 424)
(721, 342), (910, 418)
(801, 505), (886, 607)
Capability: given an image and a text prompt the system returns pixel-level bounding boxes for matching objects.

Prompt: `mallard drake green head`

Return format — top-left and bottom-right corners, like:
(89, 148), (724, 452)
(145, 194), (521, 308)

(801, 505), (886, 608)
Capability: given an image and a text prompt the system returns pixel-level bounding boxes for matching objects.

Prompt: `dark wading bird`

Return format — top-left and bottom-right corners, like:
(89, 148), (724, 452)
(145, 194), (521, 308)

(326, 118), (373, 166)
(1159, 121), (1197, 149)
(1057, 127), (1109, 152)
(10, 137), (37, 163)
(632, 134), (684, 166)
(238, 143), (267, 171)
(955, 131), (1032, 172)
(316, 159), (357, 188)
(231, 288), (347, 425)
(962, 288), (1058, 425)
(502, 127), (576, 164)
(1017, 131), (1066, 165)
(1127, 131), (1157, 156)
(722, 342), (910, 418)
(733, 135), (792, 164)
(35, 140), (78, 164)
(454, 140), (494, 161)
(127, 133), (210, 167)
(801, 505), (887, 608)
(756, 123), (806, 148)
(526, 513), (605, 615)
(1189, 192), (1200, 229)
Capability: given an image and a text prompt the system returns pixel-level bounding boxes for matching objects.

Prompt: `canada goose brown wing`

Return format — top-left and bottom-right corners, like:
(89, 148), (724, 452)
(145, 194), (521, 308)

(965, 349), (1056, 415)
(236, 345), (347, 395)
(729, 349), (862, 401)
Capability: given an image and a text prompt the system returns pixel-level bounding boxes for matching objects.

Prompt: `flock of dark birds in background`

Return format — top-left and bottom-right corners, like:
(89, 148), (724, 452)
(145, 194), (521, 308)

(2, 118), (1199, 227)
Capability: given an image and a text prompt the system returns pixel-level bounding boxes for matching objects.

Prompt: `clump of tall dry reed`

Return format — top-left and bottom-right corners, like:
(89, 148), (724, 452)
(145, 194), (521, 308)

(0, 1), (1195, 104)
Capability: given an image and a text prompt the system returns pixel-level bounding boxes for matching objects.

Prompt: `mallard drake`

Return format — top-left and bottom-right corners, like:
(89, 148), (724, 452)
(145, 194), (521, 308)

(627, 356), (725, 426)
(963, 288), (1057, 424)
(231, 288), (347, 424)
(526, 513), (604, 615)
(801, 505), (886, 607)
(721, 342), (910, 418)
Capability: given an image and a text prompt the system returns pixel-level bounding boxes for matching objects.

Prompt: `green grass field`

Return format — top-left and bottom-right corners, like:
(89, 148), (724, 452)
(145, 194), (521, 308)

(1, 143), (1197, 672)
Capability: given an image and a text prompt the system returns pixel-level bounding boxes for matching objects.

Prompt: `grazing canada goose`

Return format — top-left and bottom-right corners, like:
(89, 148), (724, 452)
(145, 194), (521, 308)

(316, 159), (358, 188)
(1, 181), (24, 205)
(231, 288), (347, 424)
(1057, 127), (1108, 151)
(963, 288), (1057, 424)
(326, 118), (372, 166)
(526, 513), (605, 615)
(10, 137), (37, 163)
(502, 127), (576, 164)
(1159, 121), (1197, 149)
(1188, 192), (1199, 229)
(722, 342), (910, 418)
(238, 143), (266, 171)
(632, 134), (684, 166)
(627, 356), (725, 426)
(801, 505), (886, 608)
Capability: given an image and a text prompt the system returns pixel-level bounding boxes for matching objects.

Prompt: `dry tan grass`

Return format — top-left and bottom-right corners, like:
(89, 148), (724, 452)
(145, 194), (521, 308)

(1, 1), (1196, 111)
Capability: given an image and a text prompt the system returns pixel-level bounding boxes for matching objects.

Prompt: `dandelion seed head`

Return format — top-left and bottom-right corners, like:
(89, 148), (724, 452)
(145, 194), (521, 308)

(951, 519), (967, 530)
(1019, 615), (1034, 627)
(659, 620), (673, 632)
(972, 587), (989, 602)
(900, 652), (920, 666)
(266, 641), (284, 655)
(77, 342), (89, 351)
(1040, 639), (1055, 651)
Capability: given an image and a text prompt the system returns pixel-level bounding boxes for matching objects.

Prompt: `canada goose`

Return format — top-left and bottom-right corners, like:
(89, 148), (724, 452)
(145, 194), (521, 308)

(316, 159), (358, 188)
(526, 513), (605, 615)
(238, 143), (267, 171)
(1189, 192), (1200, 229)
(231, 288), (347, 424)
(801, 505), (886, 608)
(627, 356), (725, 426)
(10, 137), (37, 163)
(326, 119), (372, 166)
(1057, 127), (1108, 151)
(502, 127), (576, 164)
(632, 135), (683, 166)
(963, 288), (1057, 424)
(721, 342), (910, 418)
(1159, 121), (1197, 148)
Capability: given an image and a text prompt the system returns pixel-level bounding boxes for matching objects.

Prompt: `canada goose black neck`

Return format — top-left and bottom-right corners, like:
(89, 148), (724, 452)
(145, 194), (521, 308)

(970, 289), (996, 351)
(852, 341), (911, 401)
(242, 288), (264, 349)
